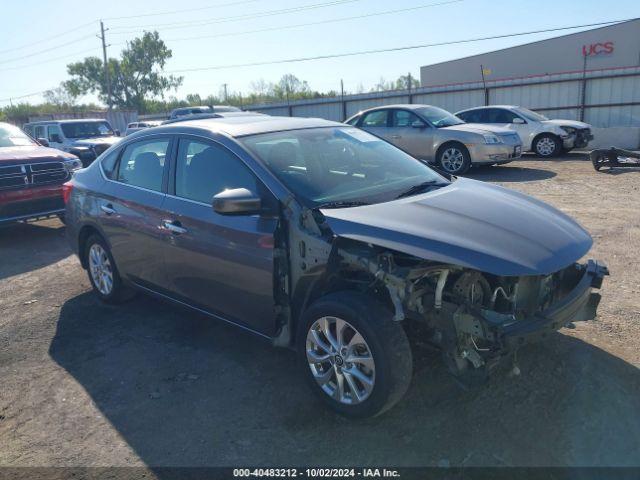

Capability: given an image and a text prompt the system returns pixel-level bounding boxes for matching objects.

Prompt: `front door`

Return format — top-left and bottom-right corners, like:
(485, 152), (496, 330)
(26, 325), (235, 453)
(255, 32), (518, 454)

(47, 125), (65, 150)
(161, 136), (279, 336)
(387, 109), (433, 160)
(98, 135), (173, 289)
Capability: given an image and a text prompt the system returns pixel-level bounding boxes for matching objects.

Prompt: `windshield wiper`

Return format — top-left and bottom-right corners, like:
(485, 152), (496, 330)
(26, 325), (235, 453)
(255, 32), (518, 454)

(395, 180), (445, 199)
(316, 200), (370, 209)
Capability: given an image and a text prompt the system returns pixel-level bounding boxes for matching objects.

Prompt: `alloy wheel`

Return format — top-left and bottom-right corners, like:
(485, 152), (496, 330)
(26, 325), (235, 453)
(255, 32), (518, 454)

(89, 243), (114, 296)
(306, 316), (376, 405)
(536, 137), (557, 156)
(441, 147), (465, 173)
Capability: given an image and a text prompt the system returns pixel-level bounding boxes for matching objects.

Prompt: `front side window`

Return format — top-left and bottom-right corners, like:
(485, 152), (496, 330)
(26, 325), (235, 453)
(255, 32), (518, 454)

(0, 123), (37, 147)
(486, 108), (520, 123)
(61, 121), (114, 139)
(175, 138), (258, 204)
(415, 106), (464, 128)
(241, 127), (448, 208)
(515, 107), (548, 122)
(116, 138), (169, 191)
(391, 110), (425, 127)
(361, 110), (388, 127)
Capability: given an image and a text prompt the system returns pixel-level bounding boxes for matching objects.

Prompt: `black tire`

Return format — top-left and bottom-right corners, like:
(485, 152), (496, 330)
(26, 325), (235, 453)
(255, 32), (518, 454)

(533, 134), (561, 158)
(83, 234), (132, 304)
(436, 143), (471, 175)
(297, 291), (413, 418)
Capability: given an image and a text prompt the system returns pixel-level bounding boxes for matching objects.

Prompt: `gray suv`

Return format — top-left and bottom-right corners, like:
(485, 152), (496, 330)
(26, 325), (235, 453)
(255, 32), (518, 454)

(64, 115), (606, 417)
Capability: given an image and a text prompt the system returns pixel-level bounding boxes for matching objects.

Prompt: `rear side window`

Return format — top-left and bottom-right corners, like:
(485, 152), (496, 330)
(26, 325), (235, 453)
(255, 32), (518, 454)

(457, 110), (486, 123)
(101, 149), (120, 179)
(116, 138), (169, 192)
(361, 110), (388, 127)
(175, 139), (257, 204)
(486, 108), (520, 123)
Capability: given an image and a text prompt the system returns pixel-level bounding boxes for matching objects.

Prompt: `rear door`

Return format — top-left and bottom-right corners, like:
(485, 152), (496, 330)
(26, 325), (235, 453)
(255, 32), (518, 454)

(359, 109), (390, 141)
(98, 135), (174, 289)
(161, 136), (279, 335)
(387, 109), (433, 159)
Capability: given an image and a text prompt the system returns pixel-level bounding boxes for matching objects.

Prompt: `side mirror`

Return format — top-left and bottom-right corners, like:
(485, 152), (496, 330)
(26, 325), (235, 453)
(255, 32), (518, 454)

(37, 138), (50, 147)
(50, 133), (62, 143)
(411, 120), (427, 129)
(212, 188), (262, 215)
(114, 129), (121, 136)
(512, 117), (526, 124)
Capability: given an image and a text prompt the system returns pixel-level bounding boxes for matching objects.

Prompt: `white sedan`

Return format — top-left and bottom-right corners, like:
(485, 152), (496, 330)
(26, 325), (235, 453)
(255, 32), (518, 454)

(455, 105), (594, 157)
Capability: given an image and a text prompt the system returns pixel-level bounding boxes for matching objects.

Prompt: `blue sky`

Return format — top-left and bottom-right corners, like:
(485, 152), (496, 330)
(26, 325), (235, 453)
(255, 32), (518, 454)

(1, 0), (638, 107)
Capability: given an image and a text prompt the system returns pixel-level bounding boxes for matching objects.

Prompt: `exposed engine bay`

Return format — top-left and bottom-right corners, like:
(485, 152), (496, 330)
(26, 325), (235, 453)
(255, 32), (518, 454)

(273, 202), (608, 381)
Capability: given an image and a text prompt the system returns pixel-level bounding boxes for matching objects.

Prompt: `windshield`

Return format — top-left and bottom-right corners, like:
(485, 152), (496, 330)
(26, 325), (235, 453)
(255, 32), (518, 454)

(60, 121), (114, 139)
(240, 127), (448, 208)
(515, 107), (548, 122)
(0, 123), (36, 147)
(415, 106), (464, 128)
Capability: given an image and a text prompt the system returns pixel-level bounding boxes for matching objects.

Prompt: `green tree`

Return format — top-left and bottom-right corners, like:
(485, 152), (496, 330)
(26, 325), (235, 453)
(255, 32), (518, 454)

(65, 31), (183, 113)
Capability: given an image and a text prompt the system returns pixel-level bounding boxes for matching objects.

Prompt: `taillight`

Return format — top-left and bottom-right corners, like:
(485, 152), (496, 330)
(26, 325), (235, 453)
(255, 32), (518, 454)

(62, 181), (74, 204)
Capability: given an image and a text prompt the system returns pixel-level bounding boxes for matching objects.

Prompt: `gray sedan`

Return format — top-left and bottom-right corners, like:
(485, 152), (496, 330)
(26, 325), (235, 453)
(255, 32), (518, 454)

(346, 104), (522, 174)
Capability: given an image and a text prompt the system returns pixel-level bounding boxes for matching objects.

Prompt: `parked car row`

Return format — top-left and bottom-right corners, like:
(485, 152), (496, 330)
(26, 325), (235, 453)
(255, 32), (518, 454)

(346, 104), (594, 173)
(62, 113), (606, 417)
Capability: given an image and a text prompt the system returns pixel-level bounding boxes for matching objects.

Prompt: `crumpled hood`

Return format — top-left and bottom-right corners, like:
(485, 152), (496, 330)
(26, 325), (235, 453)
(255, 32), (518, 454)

(71, 136), (121, 148)
(543, 119), (591, 129)
(321, 178), (592, 276)
(443, 123), (515, 136)
(0, 146), (77, 165)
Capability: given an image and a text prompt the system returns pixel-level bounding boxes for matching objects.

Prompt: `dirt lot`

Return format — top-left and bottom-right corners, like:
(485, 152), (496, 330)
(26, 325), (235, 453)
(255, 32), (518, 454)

(1, 154), (639, 470)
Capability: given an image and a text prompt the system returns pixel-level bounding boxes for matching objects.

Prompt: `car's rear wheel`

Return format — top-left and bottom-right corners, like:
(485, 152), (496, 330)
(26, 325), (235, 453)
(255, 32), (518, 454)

(298, 292), (412, 418)
(84, 234), (131, 303)
(437, 143), (471, 174)
(534, 134), (561, 157)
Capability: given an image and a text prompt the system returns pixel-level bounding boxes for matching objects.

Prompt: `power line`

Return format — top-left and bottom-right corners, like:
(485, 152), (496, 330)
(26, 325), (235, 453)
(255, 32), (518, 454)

(108, 0), (362, 34)
(0, 33), (97, 65)
(0, 20), (97, 55)
(0, 89), (49, 104)
(166, 18), (638, 73)
(104, 0), (263, 21)
(160, 0), (463, 44)
(1, 48), (100, 72)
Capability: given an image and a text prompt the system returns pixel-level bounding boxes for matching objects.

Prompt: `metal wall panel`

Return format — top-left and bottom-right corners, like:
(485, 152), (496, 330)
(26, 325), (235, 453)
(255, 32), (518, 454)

(586, 76), (640, 105)
(490, 81), (582, 109)
(537, 108), (580, 121)
(292, 102), (343, 121)
(345, 96), (410, 118)
(585, 105), (640, 127)
(252, 106), (291, 116)
(412, 90), (484, 112)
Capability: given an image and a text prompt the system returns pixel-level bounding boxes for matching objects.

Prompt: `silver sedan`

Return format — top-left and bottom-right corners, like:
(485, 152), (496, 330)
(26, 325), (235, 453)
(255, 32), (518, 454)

(346, 104), (522, 174)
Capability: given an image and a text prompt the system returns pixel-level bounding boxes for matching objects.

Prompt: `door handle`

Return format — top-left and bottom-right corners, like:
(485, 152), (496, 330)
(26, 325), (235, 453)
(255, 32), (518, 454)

(100, 204), (116, 215)
(162, 220), (188, 235)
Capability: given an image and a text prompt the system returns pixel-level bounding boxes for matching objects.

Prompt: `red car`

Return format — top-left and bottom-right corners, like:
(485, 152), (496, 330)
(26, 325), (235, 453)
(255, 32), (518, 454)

(0, 122), (82, 226)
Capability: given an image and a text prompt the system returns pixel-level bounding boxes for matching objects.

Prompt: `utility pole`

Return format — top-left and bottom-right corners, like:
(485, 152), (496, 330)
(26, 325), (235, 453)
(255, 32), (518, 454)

(222, 83), (228, 102)
(340, 79), (346, 121)
(99, 20), (112, 110)
(407, 72), (413, 104)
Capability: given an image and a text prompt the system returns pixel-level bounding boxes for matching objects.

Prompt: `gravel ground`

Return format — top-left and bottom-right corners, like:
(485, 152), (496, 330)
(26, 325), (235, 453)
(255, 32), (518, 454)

(1, 154), (639, 471)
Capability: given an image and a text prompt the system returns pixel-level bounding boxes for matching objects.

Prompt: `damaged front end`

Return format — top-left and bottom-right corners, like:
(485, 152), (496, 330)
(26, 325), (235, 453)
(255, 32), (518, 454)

(336, 243), (608, 378)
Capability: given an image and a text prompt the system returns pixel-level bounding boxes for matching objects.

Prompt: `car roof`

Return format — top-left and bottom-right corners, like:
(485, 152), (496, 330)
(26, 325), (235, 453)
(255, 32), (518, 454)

(141, 115), (343, 138)
(25, 118), (109, 125)
(457, 105), (519, 113)
(356, 104), (435, 113)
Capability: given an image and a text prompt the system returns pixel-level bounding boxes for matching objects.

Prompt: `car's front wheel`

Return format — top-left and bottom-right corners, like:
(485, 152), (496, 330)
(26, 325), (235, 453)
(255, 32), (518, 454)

(84, 234), (131, 303)
(298, 292), (413, 418)
(437, 143), (471, 174)
(534, 134), (561, 157)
